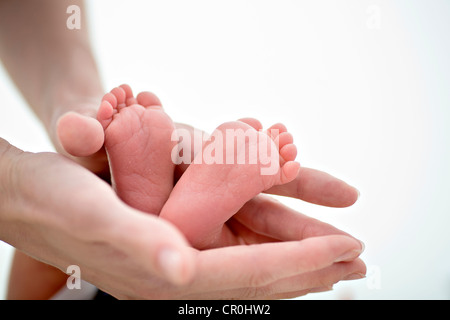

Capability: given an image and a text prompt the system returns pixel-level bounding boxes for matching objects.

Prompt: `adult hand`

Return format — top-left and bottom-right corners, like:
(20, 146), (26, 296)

(0, 140), (194, 297)
(0, 140), (364, 300)
(170, 234), (364, 299)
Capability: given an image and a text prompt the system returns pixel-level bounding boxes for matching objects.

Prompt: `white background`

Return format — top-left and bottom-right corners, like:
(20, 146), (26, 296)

(1, 0), (450, 299)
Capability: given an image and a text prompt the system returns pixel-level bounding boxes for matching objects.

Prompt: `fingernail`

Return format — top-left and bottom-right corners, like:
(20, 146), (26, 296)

(359, 240), (365, 253)
(343, 273), (366, 281)
(158, 248), (183, 284)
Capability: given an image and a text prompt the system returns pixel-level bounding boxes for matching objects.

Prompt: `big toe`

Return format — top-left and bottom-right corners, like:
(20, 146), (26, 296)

(136, 91), (163, 107)
(57, 112), (105, 157)
(281, 161), (301, 184)
(238, 118), (263, 131)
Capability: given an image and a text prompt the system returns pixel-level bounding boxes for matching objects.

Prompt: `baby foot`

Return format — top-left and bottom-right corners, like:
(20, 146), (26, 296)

(160, 119), (300, 249)
(97, 84), (176, 214)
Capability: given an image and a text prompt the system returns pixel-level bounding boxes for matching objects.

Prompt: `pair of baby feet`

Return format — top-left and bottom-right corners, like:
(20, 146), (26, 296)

(96, 84), (300, 249)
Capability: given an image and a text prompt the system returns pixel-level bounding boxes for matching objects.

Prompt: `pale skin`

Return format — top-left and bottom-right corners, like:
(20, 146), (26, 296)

(0, 0), (365, 299)
(1, 139), (365, 299)
(160, 119), (300, 249)
(96, 85), (300, 249)
(97, 85), (177, 215)
(5, 94), (366, 300)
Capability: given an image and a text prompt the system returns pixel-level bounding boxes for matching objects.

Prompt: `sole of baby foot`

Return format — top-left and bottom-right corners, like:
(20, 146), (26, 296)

(97, 85), (176, 215)
(160, 119), (300, 249)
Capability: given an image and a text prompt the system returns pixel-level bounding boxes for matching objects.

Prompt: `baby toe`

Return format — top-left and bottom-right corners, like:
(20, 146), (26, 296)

(111, 87), (127, 108)
(137, 91), (162, 108)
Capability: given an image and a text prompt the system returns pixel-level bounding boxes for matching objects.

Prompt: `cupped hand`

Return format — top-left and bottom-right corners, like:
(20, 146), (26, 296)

(0, 147), (194, 297)
(41, 106), (365, 299)
(0, 146), (364, 300)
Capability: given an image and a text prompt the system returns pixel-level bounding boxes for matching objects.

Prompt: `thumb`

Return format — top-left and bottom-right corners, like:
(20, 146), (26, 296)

(56, 111), (104, 157)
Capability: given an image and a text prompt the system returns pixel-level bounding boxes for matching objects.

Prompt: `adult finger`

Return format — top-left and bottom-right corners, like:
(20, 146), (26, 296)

(265, 167), (359, 208)
(234, 195), (358, 242)
(181, 258), (366, 300)
(187, 235), (364, 295)
(261, 258), (367, 299)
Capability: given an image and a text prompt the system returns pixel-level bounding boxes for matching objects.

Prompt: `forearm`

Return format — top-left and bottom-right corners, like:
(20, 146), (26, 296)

(0, 139), (61, 247)
(0, 138), (25, 242)
(0, 0), (103, 130)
